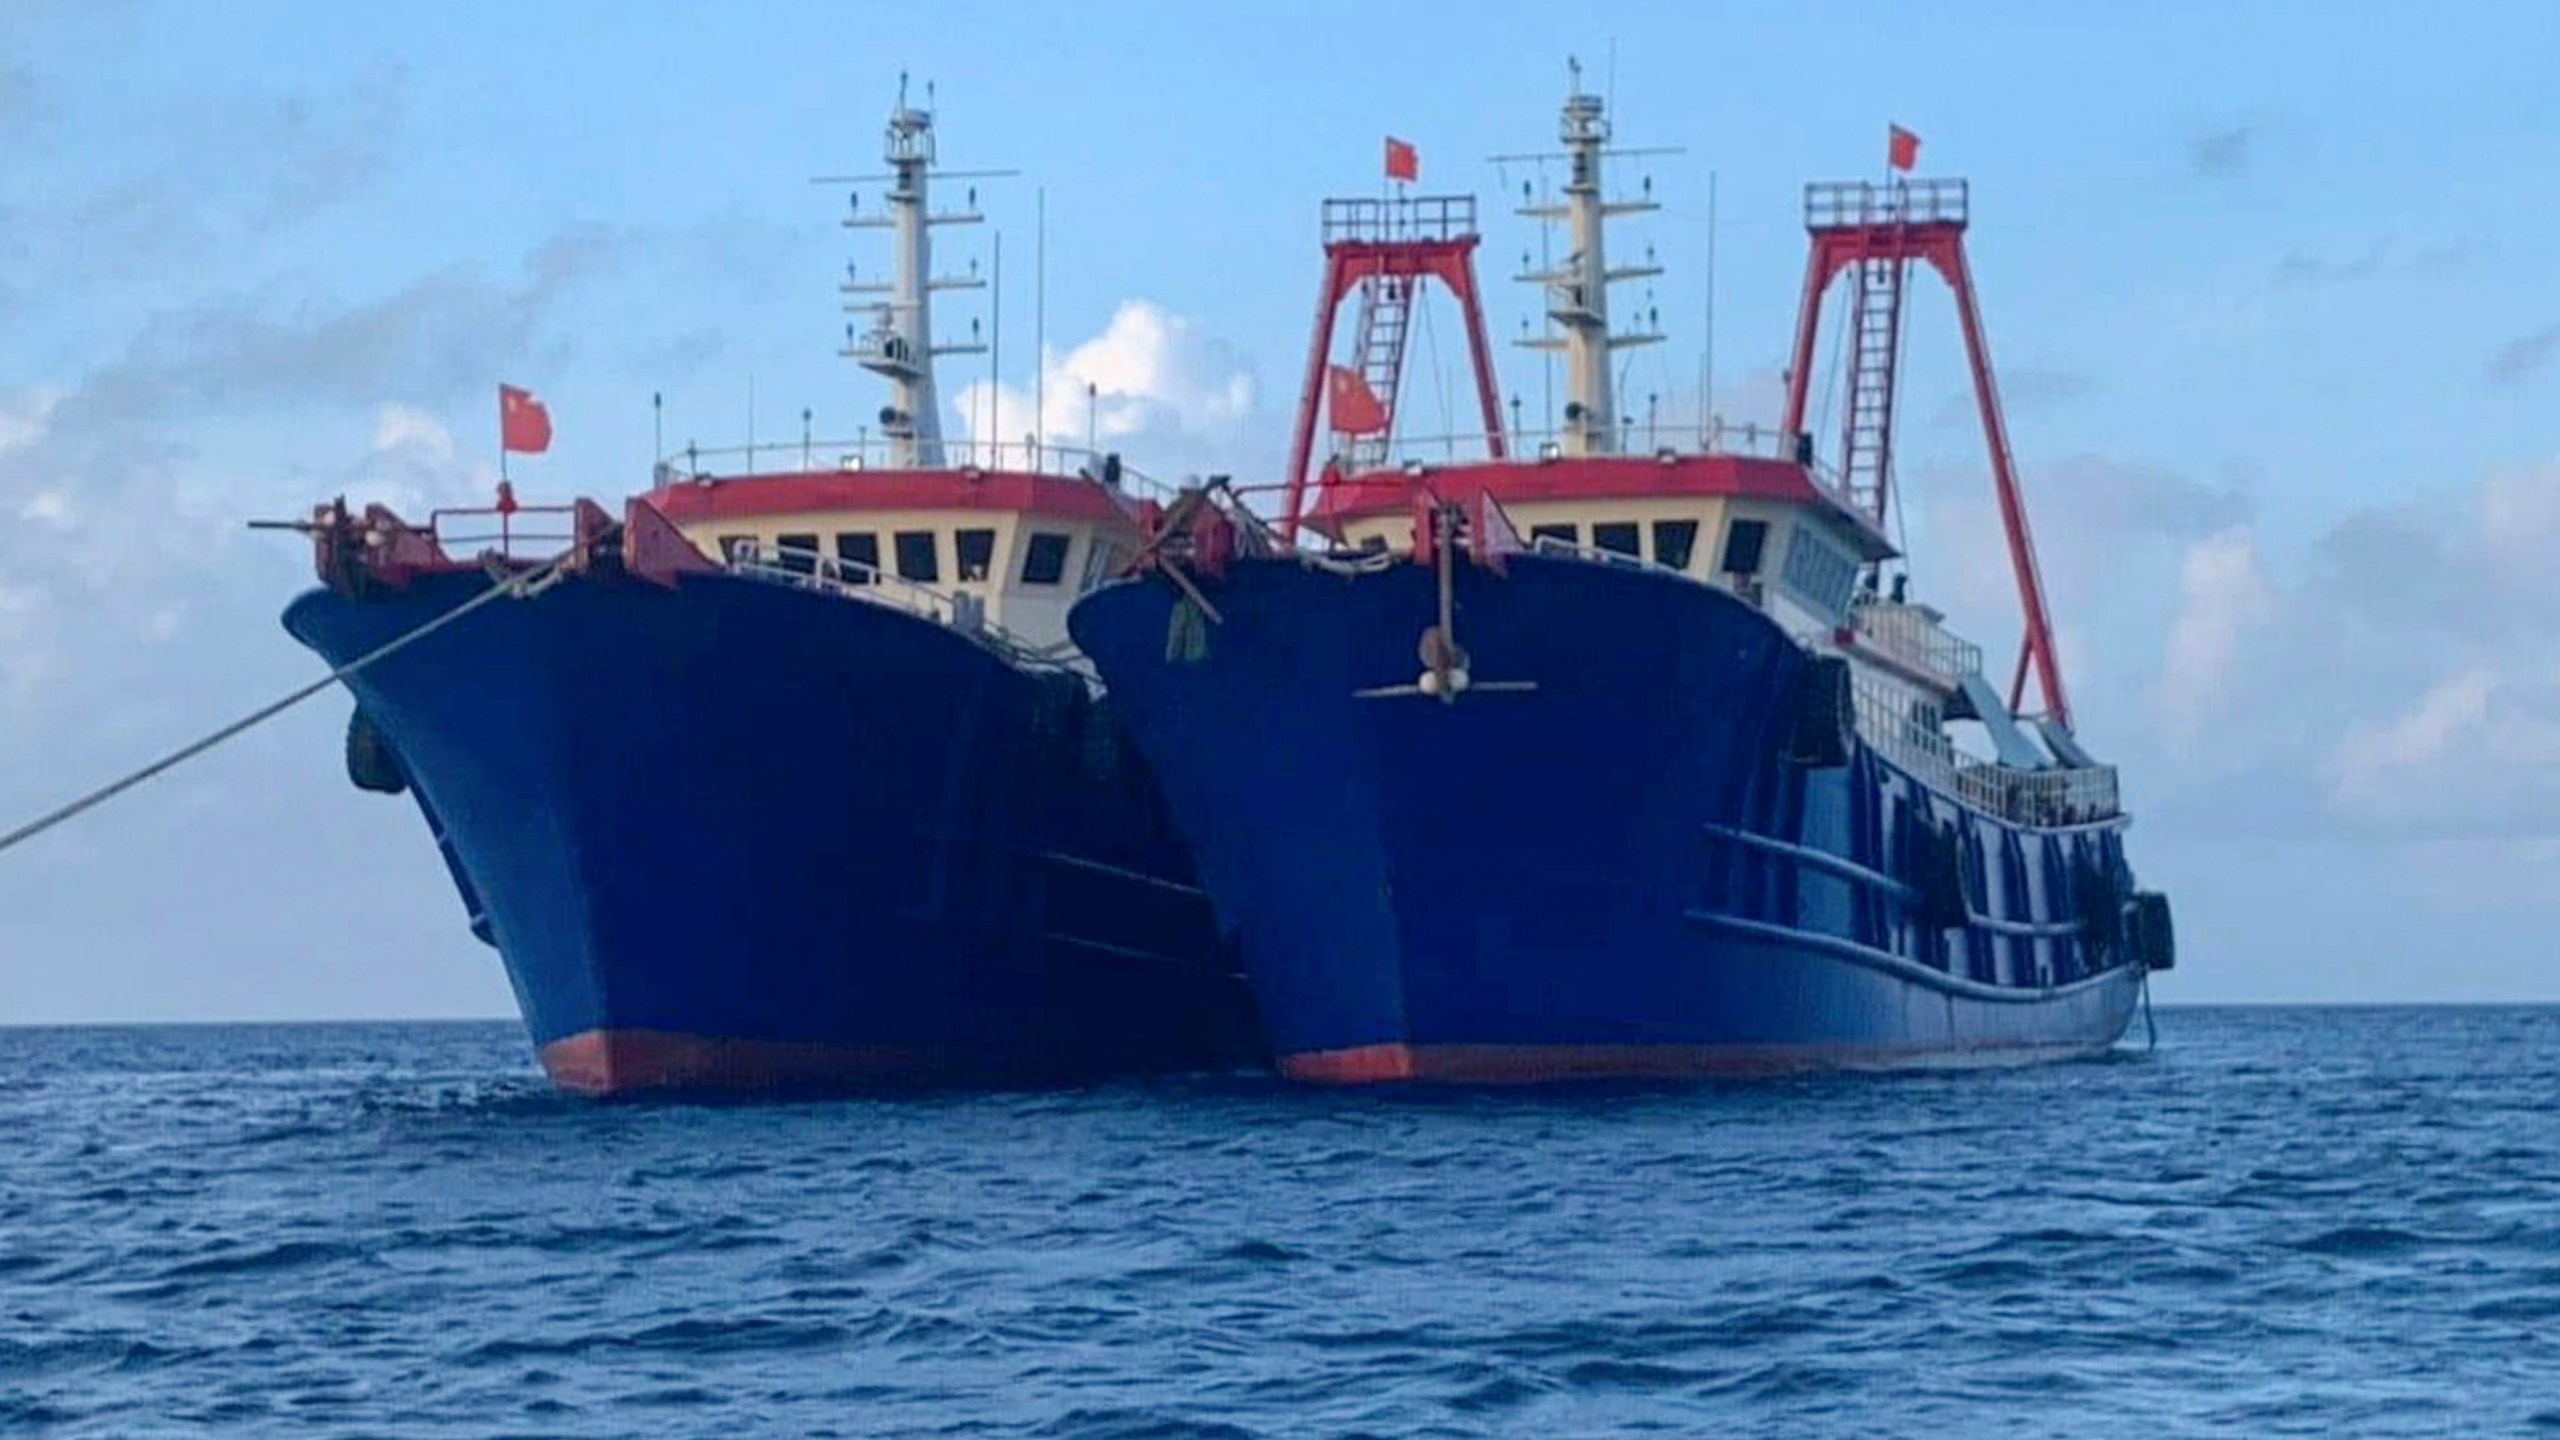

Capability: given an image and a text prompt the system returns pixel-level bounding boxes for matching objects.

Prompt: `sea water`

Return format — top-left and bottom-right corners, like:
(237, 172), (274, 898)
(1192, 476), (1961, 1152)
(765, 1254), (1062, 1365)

(5, 1007), (2558, 1437)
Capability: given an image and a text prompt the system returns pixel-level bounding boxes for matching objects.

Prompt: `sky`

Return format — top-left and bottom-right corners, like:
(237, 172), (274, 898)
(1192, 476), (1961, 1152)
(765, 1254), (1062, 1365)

(5, 0), (2560, 1022)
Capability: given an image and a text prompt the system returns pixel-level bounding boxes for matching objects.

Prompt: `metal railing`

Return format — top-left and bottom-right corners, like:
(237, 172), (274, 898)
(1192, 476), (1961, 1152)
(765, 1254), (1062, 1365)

(721, 539), (1087, 675)
(1849, 600), (1984, 687)
(424, 502), (582, 562)
(651, 436), (1182, 503)
(1336, 418), (1861, 507)
(1851, 675), (2118, 825)
(1320, 194), (1479, 245)
(1803, 178), (1969, 230)
(1525, 532), (1684, 577)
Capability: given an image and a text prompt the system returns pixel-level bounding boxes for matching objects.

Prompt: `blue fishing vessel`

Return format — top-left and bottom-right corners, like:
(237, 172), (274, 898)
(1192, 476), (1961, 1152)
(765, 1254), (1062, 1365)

(280, 92), (1258, 1095)
(1069, 78), (2174, 1084)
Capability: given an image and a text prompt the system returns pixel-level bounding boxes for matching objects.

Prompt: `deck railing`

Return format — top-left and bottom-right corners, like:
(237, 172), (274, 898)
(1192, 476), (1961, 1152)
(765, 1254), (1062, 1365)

(423, 502), (583, 563)
(1851, 676), (2119, 825)
(723, 539), (1085, 674)
(652, 436), (1182, 503)
(1803, 178), (1969, 230)
(1849, 601), (1984, 687)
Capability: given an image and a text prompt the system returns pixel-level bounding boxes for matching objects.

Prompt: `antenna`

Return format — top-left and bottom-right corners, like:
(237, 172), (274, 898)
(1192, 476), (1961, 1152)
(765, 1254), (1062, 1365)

(1034, 186), (1047, 456)
(1701, 169), (1718, 445)
(812, 82), (1012, 469)
(989, 229), (1003, 465)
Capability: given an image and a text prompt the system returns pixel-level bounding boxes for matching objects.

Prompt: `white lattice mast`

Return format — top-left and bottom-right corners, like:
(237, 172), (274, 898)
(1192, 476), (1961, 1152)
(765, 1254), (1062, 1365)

(1506, 61), (1665, 457)
(833, 77), (991, 469)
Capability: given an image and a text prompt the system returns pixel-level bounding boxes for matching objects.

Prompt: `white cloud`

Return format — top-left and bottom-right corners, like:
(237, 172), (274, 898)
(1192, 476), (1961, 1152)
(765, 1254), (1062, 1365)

(2160, 525), (2275, 741)
(18, 488), (75, 529)
(950, 300), (1260, 475)
(2329, 665), (2560, 830)
(0, 386), (58, 454)
(371, 401), (458, 461)
(2475, 455), (2560, 575)
(0, 578), (59, 711)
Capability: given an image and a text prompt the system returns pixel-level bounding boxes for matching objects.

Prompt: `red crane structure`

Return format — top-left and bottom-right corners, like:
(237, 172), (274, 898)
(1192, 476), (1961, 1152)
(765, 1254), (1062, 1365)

(1277, 195), (1508, 544)
(1779, 178), (2073, 730)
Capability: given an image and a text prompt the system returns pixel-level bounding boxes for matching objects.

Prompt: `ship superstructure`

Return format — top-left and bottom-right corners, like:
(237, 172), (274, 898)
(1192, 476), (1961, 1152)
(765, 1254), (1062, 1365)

(1069, 76), (2174, 1083)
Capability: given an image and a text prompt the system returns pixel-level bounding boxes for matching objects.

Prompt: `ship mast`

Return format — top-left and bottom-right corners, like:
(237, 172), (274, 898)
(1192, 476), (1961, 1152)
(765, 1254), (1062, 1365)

(835, 77), (990, 469)
(1508, 61), (1663, 456)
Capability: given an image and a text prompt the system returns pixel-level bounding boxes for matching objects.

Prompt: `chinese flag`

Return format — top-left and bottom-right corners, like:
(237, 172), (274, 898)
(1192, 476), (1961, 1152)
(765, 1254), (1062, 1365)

(1327, 365), (1389, 436)
(500, 384), (553, 454)
(1887, 124), (1920, 173)
(1384, 136), (1419, 183)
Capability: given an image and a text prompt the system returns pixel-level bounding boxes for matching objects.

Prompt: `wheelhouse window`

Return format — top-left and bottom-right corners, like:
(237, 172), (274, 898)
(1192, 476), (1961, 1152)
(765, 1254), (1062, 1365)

(777, 532), (819, 576)
(1079, 539), (1128, 593)
(894, 530), (939, 583)
(1592, 521), (1641, 560)
(1719, 519), (1770, 576)
(718, 534), (756, 564)
(1779, 525), (1859, 621)
(956, 527), (997, 583)
(1530, 522), (1580, 547)
(834, 531), (879, 584)
(1652, 519), (1699, 572)
(1021, 532), (1072, 586)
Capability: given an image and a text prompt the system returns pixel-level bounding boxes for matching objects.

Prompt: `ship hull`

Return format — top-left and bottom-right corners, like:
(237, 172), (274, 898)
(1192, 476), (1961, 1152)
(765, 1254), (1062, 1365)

(1069, 554), (2144, 1085)
(285, 569), (1261, 1096)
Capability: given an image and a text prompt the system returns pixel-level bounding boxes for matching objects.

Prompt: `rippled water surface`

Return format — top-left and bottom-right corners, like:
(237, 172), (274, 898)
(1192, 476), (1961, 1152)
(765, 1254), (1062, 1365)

(6, 1008), (2560, 1437)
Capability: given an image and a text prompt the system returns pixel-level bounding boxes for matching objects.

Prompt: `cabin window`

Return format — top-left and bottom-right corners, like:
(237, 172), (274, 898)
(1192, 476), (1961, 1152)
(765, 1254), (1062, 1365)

(834, 532), (879, 584)
(1079, 539), (1128, 593)
(1530, 522), (1580, 547)
(956, 527), (997, 583)
(894, 530), (939, 583)
(718, 534), (756, 564)
(1592, 521), (1641, 560)
(1652, 519), (1699, 572)
(1779, 525), (1859, 620)
(1021, 532), (1072, 586)
(1359, 534), (1389, 554)
(777, 532), (819, 576)
(1720, 519), (1770, 576)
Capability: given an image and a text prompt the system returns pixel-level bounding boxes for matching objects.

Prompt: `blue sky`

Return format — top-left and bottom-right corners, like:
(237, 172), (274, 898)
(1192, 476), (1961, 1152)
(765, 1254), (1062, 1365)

(6, 0), (2560, 1021)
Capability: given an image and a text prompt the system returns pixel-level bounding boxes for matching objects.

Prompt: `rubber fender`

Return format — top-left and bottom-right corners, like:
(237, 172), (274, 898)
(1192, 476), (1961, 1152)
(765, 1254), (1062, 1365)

(345, 707), (408, 796)
(1920, 824), (1975, 930)
(2073, 854), (2124, 962)
(1786, 656), (1855, 768)
(2126, 890), (2176, 971)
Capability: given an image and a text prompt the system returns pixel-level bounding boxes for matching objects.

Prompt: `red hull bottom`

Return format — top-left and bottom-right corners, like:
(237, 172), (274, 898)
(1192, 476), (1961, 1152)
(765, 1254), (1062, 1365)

(1277, 1039), (2113, 1086)
(538, 1029), (943, 1097)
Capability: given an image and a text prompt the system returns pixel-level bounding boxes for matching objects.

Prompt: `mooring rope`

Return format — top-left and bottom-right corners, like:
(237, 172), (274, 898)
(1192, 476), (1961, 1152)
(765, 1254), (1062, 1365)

(2141, 968), (2159, 1052)
(0, 553), (572, 859)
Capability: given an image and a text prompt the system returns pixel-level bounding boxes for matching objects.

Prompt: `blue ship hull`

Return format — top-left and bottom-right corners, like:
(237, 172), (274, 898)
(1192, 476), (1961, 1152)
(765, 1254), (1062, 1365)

(1069, 554), (2146, 1083)
(285, 570), (1261, 1095)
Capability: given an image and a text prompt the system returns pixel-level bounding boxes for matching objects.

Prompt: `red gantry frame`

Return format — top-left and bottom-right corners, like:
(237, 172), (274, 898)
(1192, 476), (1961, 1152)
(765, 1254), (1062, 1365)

(1780, 178), (2072, 729)
(1278, 195), (1507, 545)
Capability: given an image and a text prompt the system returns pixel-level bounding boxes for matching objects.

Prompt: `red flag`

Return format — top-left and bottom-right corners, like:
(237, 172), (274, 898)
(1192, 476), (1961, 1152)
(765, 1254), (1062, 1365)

(1384, 136), (1418, 183)
(1327, 365), (1389, 436)
(1887, 124), (1920, 173)
(499, 384), (552, 455)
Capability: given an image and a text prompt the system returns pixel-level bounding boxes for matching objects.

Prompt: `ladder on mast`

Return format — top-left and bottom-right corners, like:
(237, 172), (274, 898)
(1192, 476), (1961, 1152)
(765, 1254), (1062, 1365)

(1839, 249), (1910, 522)
(1342, 275), (1415, 471)
(1778, 175), (2076, 731)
